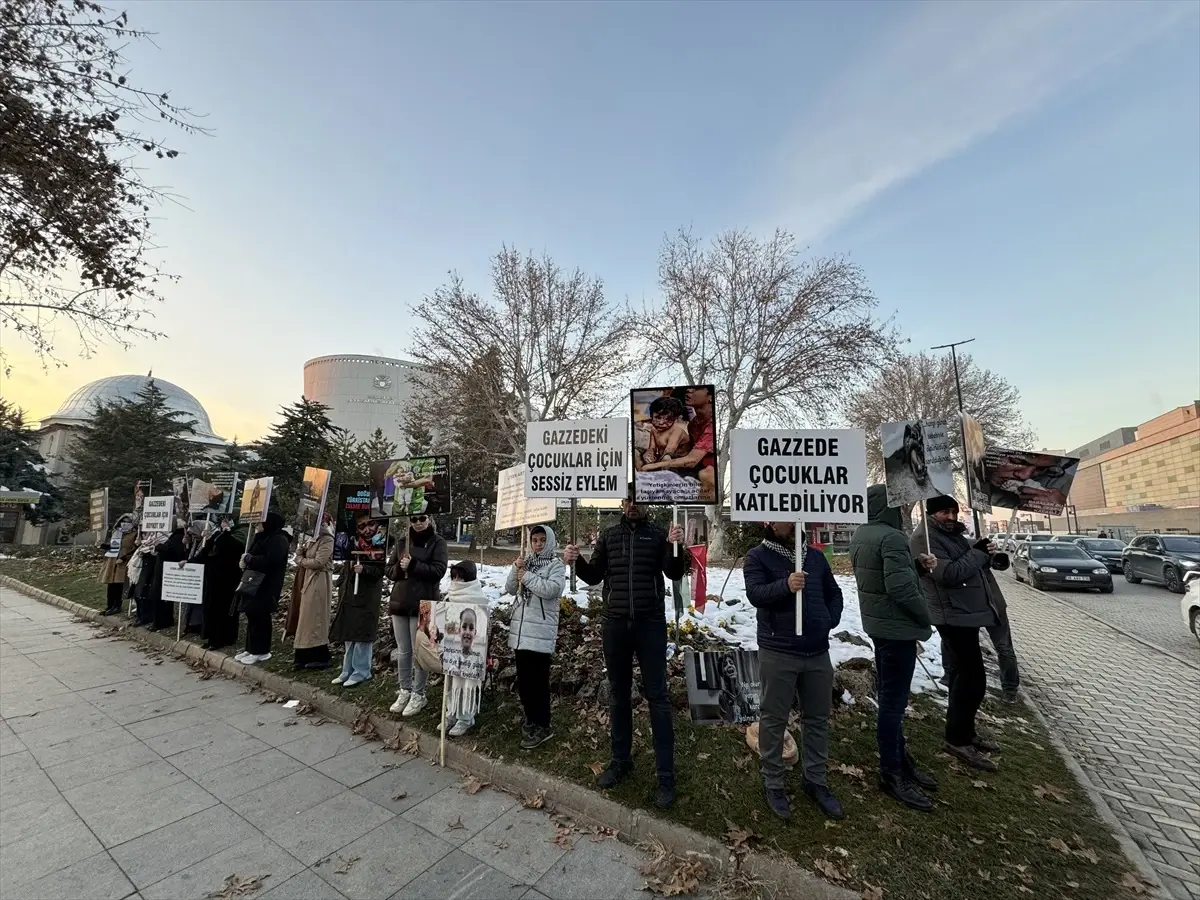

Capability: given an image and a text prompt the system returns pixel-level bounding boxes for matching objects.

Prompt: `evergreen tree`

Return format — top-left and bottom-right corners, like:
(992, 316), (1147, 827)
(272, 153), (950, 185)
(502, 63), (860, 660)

(324, 430), (361, 503)
(212, 439), (252, 474)
(360, 428), (399, 468)
(0, 400), (62, 524)
(252, 398), (343, 518)
(64, 380), (201, 528)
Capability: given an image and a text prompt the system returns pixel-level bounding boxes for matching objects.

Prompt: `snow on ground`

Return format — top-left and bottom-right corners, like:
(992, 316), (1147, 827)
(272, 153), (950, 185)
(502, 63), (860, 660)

(455, 559), (944, 693)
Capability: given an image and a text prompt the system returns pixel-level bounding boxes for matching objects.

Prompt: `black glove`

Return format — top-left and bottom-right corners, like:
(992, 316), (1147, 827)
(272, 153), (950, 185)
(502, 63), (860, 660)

(973, 538), (992, 552)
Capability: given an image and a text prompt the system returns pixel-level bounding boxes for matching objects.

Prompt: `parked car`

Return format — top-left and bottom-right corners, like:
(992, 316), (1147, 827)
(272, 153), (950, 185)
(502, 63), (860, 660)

(1004, 532), (1031, 552)
(1072, 537), (1128, 573)
(1121, 534), (1200, 593)
(1013, 542), (1114, 593)
(1049, 534), (1089, 542)
(1183, 572), (1200, 646)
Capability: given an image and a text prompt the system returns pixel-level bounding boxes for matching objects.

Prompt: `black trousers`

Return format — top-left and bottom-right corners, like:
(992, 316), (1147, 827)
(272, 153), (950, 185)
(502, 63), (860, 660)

(105, 583), (123, 612)
(938, 625), (986, 746)
(873, 637), (917, 776)
(515, 649), (552, 729)
(245, 609), (273, 656)
(602, 616), (674, 777)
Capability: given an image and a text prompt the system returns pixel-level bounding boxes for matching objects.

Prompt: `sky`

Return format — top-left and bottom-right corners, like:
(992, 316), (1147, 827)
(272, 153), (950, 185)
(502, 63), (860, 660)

(1, 0), (1197, 452)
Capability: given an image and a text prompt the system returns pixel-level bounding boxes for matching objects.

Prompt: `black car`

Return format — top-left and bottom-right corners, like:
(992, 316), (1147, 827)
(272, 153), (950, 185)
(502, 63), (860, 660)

(1121, 534), (1200, 593)
(1013, 542), (1114, 593)
(1072, 537), (1128, 573)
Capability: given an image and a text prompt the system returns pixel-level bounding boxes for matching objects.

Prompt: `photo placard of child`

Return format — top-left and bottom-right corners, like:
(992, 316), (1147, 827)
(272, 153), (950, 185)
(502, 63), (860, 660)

(630, 384), (718, 504)
(442, 604), (487, 681)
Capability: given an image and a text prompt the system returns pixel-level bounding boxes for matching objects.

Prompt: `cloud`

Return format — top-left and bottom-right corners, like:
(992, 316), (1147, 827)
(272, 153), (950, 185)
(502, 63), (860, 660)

(771, 0), (1196, 243)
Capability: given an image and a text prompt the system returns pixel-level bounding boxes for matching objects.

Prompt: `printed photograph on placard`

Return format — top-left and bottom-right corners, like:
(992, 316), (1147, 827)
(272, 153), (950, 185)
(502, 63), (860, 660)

(296, 466), (332, 539)
(961, 412), (991, 514)
(347, 513), (387, 564)
(442, 604), (487, 680)
(684, 649), (761, 725)
(982, 448), (1079, 515)
(880, 420), (955, 507)
(630, 385), (718, 504)
(368, 456), (452, 518)
(333, 484), (374, 561)
(190, 478), (229, 516)
(171, 477), (190, 525)
(239, 477), (273, 524)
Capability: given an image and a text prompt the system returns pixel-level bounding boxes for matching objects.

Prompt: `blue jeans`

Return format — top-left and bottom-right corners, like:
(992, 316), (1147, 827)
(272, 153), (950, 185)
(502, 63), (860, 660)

(873, 637), (917, 776)
(340, 641), (373, 682)
(391, 615), (428, 695)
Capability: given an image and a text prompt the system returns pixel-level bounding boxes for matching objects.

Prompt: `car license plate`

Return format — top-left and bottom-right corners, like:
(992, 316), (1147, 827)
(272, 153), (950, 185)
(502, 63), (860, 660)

(1065, 575), (1090, 582)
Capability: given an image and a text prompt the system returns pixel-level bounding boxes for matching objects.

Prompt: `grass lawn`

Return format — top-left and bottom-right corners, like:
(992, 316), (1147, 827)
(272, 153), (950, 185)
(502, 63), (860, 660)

(0, 554), (1150, 900)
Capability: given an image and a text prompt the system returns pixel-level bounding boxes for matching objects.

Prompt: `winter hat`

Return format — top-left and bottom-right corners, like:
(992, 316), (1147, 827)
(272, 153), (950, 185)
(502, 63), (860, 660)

(925, 495), (960, 516)
(263, 511), (286, 532)
(450, 559), (478, 582)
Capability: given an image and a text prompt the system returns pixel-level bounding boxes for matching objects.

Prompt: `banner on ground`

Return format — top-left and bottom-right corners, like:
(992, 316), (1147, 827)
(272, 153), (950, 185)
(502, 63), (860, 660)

(961, 412), (991, 514)
(494, 464), (556, 531)
(333, 484), (373, 561)
(239, 477), (273, 524)
(684, 649), (761, 725)
(89, 488), (108, 535)
(132, 480), (152, 525)
(728, 429), (868, 523)
(141, 495), (174, 533)
(524, 418), (628, 499)
(161, 562), (205, 605)
(296, 466), (332, 539)
(630, 385), (718, 504)
(881, 419), (954, 507)
(981, 448), (1079, 515)
(368, 456), (452, 518)
(442, 602), (487, 681)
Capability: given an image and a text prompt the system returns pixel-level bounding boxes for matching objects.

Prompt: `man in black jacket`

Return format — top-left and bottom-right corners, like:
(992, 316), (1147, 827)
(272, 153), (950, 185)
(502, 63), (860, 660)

(565, 489), (686, 808)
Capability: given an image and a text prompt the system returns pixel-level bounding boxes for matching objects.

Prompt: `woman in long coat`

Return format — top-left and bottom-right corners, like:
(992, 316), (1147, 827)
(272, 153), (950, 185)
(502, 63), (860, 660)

(236, 512), (290, 665)
(146, 526), (188, 631)
(200, 518), (246, 651)
(329, 514), (387, 687)
(288, 515), (335, 670)
(99, 515), (137, 615)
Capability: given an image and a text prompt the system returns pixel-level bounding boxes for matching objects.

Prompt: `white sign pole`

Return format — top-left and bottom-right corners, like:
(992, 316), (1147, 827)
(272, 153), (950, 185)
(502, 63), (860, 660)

(672, 505), (679, 557)
(795, 524), (805, 636)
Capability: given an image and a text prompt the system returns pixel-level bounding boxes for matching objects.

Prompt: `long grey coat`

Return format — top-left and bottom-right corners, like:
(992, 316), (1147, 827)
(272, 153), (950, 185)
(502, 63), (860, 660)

(909, 520), (1001, 628)
(506, 525), (566, 656)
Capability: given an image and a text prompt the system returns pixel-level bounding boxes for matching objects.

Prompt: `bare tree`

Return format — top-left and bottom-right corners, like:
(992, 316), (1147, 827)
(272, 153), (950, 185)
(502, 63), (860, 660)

(408, 247), (637, 460)
(0, 0), (206, 368)
(641, 227), (895, 553)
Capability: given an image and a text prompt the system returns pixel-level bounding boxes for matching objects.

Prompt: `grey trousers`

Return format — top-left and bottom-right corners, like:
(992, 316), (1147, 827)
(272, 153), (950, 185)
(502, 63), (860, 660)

(757, 647), (833, 790)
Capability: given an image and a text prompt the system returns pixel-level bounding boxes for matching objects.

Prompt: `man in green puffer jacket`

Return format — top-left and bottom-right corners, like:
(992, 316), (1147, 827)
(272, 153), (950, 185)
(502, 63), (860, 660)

(849, 484), (938, 812)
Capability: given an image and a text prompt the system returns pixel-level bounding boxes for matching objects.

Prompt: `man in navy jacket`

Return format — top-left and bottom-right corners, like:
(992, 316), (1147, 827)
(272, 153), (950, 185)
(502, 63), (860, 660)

(744, 522), (844, 821)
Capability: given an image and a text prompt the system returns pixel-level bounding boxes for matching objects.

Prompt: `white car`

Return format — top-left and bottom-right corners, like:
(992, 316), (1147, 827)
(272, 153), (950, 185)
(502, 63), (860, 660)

(1184, 572), (1200, 646)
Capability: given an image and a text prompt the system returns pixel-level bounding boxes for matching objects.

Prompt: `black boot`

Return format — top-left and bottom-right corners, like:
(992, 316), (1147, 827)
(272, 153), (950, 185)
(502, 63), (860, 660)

(655, 774), (676, 810)
(763, 785), (791, 821)
(803, 780), (844, 820)
(597, 760), (633, 789)
(945, 742), (999, 772)
(902, 754), (939, 792)
(972, 732), (1002, 754)
(878, 772), (933, 812)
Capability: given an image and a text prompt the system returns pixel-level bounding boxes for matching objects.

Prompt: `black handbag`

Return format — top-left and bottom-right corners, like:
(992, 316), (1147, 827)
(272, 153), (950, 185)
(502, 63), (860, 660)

(236, 569), (265, 597)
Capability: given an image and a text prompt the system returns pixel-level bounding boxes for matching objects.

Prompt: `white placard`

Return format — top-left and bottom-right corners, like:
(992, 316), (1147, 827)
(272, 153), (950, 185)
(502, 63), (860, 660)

(161, 563), (205, 605)
(524, 418), (628, 499)
(494, 464), (556, 532)
(141, 495), (175, 533)
(880, 419), (955, 507)
(729, 429), (868, 524)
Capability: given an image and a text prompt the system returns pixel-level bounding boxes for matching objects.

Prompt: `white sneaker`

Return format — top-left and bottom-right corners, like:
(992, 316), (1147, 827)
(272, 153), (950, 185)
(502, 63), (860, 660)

(343, 676), (366, 687)
(234, 652), (253, 664)
(243, 653), (271, 666)
(448, 719), (472, 738)
(389, 689), (411, 714)
(402, 694), (428, 717)
(331, 674), (347, 685)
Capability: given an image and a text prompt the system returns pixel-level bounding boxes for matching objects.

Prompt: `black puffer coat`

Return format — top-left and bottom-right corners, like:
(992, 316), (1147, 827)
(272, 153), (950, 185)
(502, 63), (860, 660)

(386, 528), (448, 616)
(910, 518), (1001, 628)
(574, 518), (689, 620)
(240, 512), (290, 615)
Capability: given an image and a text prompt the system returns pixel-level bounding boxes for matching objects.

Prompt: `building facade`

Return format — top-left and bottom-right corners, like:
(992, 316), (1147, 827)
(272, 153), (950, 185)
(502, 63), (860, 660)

(302, 355), (425, 453)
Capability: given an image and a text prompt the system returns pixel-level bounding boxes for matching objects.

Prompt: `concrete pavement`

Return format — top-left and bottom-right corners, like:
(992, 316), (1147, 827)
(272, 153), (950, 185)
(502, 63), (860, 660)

(0, 585), (656, 900)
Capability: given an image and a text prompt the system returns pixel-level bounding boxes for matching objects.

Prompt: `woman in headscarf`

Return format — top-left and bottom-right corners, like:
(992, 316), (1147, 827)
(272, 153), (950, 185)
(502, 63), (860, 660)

(235, 512), (290, 665)
(98, 514), (137, 616)
(329, 514), (387, 687)
(200, 516), (246, 651)
(386, 512), (447, 716)
(130, 531), (164, 625)
(146, 523), (188, 632)
(505, 524), (566, 750)
(287, 513), (335, 670)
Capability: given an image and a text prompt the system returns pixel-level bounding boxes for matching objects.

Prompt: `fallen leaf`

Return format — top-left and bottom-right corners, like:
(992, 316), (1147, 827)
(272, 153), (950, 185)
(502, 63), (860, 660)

(814, 859), (847, 883)
(493, 840), (509, 850)
(971, 780), (991, 790)
(1033, 783), (1068, 803)
(552, 824), (574, 849)
(400, 736), (420, 754)
(391, 792), (408, 801)
(1049, 838), (1072, 855)
(462, 775), (490, 795)
(588, 761), (605, 777)
(1073, 847), (1099, 864)
(332, 855), (360, 876)
(521, 790), (546, 810)
(1066, 882), (1079, 889)
(295, 702), (314, 716)
(282, 720), (297, 727)
(723, 819), (755, 852)
(861, 885), (884, 900)
(446, 817), (466, 831)
(197, 671), (215, 681)
(970, 838), (984, 846)
(102, 689), (117, 694)
(833, 763), (867, 781)
(205, 874), (269, 899)
(696, 752), (710, 761)
(1117, 873), (1149, 895)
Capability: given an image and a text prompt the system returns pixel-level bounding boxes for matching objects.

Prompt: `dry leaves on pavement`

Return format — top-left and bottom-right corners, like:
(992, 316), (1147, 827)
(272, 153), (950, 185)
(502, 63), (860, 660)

(641, 856), (705, 897)
(446, 817), (466, 831)
(206, 874), (269, 899)
(723, 820), (756, 854)
(521, 790), (546, 810)
(462, 775), (490, 794)
(332, 855), (360, 876)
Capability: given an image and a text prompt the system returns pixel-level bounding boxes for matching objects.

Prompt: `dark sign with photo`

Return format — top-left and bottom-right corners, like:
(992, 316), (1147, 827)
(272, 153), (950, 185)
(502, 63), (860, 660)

(368, 456), (452, 518)
(333, 483), (377, 562)
(961, 412), (991, 514)
(981, 448), (1079, 515)
(684, 649), (761, 725)
(630, 385), (718, 504)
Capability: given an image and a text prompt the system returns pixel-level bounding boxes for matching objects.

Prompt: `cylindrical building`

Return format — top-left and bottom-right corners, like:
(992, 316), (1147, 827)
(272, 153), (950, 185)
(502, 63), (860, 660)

(302, 355), (424, 453)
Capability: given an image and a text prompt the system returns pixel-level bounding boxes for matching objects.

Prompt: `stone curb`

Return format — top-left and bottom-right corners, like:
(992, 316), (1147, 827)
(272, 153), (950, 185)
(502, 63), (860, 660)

(0, 575), (854, 900)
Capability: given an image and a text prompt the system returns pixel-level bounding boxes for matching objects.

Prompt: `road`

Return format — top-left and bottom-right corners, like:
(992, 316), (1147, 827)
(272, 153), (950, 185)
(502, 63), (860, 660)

(0, 586), (655, 900)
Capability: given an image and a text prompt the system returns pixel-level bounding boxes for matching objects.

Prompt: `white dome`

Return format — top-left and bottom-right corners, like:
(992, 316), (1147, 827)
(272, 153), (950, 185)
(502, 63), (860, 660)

(48, 375), (225, 443)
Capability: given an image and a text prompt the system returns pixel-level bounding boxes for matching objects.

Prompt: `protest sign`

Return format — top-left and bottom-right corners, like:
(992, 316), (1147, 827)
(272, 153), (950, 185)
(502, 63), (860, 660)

(207, 473), (238, 515)
(728, 429), (868, 522)
(141, 495), (174, 533)
(132, 480), (152, 525)
(981, 448), (1079, 515)
(296, 466), (332, 539)
(190, 478), (232, 516)
(494, 464), (556, 531)
(239, 477), (273, 524)
(684, 649), (761, 725)
(333, 484), (373, 561)
(961, 412), (991, 514)
(631, 385), (718, 504)
(89, 488), (108, 535)
(524, 418), (628, 499)
(171, 477), (190, 523)
(368, 456), (452, 518)
(161, 563), (205, 605)
(881, 419), (954, 507)
(442, 603), (487, 681)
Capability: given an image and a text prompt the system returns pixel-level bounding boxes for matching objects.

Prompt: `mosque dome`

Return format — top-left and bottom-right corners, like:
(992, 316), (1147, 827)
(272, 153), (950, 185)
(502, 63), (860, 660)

(46, 374), (226, 445)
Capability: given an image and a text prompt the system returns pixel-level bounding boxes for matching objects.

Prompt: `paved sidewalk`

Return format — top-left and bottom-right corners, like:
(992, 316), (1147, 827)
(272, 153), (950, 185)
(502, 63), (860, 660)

(0, 585), (653, 900)
(1002, 579), (1200, 900)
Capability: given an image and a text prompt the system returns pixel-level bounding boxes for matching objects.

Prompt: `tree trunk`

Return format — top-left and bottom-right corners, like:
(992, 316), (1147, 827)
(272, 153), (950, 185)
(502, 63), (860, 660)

(705, 505), (726, 560)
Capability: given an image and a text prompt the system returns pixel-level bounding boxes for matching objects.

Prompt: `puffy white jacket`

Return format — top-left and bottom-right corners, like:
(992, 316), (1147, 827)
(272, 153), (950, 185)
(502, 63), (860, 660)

(505, 525), (566, 655)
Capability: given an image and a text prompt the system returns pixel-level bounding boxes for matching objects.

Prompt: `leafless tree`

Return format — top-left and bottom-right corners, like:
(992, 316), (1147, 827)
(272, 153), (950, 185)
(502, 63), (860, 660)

(641, 227), (895, 553)
(0, 0), (207, 369)
(408, 247), (637, 461)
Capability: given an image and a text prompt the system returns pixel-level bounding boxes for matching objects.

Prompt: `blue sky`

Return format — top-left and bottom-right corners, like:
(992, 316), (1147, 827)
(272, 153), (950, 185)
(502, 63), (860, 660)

(3, 0), (1198, 452)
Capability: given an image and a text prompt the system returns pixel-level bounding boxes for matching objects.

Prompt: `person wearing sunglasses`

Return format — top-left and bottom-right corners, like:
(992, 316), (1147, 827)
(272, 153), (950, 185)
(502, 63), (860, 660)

(387, 512), (447, 717)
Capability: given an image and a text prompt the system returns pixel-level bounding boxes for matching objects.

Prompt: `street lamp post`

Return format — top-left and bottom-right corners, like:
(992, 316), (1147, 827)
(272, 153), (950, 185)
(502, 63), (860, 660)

(931, 337), (982, 536)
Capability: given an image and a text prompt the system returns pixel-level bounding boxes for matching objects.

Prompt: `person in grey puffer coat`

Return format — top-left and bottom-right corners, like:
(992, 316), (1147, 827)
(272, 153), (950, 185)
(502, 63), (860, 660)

(505, 524), (566, 750)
